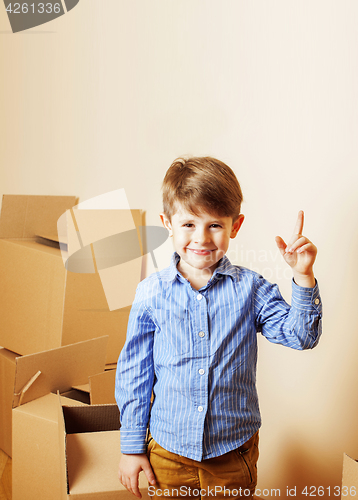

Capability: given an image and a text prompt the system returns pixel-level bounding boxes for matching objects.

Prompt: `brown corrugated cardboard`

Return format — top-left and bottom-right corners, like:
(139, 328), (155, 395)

(13, 336), (108, 408)
(0, 195), (143, 363)
(12, 337), (108, 499)
(0, 347), (18, 456)
(72, 369), (116, 405)
(105, 362), (118, 370)
(89, 369), (116, 405)
(58, 400), (149, 499)
(61, 388), (91, 404)
(72, 368), (116, 405)
(0, 194), (78, 239)
(342, 454), (358, 497)
(0, 342), (100, 457)
(13, 393), (87, 500)
(0, 238), (67, 354)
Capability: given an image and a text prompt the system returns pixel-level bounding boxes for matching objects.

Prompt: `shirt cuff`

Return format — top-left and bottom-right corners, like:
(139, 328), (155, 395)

(120, 428), (148, 454)
(291, 278), (322, 313)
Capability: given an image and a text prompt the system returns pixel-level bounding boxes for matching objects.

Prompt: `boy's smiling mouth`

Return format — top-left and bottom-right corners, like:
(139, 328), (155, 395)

(187, 248), (215, 255)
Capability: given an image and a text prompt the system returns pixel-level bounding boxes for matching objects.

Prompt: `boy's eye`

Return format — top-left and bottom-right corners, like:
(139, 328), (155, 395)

(210, 224), (222, 228)
(183, 223), (194, 228)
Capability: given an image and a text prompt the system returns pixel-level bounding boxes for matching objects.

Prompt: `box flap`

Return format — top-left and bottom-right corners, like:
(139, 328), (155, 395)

(61, 389), (91, 405)
(89, 369), (116, 405)
(105, 363), (117, 371)
(342, 453), (358, 490)
(58, 394), (70, 500)
(0, 195), (78, 239)
(36, 233), (60, 243)
(13, 336), (108, 408)
(71, 383), (90, 394)
(67, 431), (122, 495)
(0, 347), (18, 456)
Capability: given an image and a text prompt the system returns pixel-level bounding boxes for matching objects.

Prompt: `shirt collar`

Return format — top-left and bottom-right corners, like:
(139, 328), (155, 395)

(167, 252), (238, 283)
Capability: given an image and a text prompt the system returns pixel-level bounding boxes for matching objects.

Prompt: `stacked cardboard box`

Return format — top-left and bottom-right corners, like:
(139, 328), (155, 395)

(0, 195), (148, 498)
(0, 194), (144, 364)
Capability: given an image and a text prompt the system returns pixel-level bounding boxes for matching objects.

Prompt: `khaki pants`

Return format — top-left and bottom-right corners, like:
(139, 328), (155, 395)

(146, 432), (259, 499)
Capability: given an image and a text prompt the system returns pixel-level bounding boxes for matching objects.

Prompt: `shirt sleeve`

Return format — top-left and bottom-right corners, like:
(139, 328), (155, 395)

(115, 282), (156, 453)
(253, 274), (322, 350)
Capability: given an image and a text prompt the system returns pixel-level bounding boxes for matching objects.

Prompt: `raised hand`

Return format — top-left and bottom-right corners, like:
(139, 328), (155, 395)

(275, 211), (317, 288)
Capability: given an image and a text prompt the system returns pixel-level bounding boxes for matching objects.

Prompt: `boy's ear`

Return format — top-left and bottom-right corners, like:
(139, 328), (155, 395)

(160, 213), (173, 236)
(230, 214), (245, 238)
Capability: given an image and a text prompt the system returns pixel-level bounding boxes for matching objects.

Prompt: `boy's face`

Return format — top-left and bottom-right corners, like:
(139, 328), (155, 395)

(160, 205), (244, 276)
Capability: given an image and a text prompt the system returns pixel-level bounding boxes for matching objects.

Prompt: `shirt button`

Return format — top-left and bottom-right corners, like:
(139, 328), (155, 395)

(314, 298), (320, 305)
(198, 406), (204, 412)
(198, 331), (205, 338)
(197, 294), (203, 301)
(199, 369), (205, 375)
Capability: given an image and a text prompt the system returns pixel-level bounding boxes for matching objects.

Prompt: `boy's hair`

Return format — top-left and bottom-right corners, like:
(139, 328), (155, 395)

(162, 156), (243, 221)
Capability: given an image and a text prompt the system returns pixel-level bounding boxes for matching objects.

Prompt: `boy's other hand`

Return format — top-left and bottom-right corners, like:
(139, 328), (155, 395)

(118, 453), (156, 498)
(275, 210), (317, 288)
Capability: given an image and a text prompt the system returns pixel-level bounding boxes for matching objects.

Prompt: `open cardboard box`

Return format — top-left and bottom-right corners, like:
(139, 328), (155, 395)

(342, 454), (358, 498)
(0, 345), (114, 456)
(72, 368), (117, 405)
(0, 194), (143, 363)
(11, 336), (110, 500)
(58, 399), (149, 499)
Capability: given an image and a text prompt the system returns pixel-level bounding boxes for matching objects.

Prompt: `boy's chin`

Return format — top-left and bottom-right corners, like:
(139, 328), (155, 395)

(185, 256), (222, 272)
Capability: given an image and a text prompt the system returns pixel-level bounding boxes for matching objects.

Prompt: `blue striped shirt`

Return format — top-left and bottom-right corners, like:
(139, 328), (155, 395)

(115, 252), (322, 461)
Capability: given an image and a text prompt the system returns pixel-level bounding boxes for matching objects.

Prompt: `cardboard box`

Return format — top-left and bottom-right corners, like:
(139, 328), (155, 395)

(58, 400), (149, 499)
(0, 348), (98, 457)
(12, 336), (108, 500)
(0, 347), (18, 456)
(90, 369), (116, 405)
(342, 454), (358, 498)
(73, 368), (117, 405)
(0, 195), (143, 363)
(0, 344), (115, 456)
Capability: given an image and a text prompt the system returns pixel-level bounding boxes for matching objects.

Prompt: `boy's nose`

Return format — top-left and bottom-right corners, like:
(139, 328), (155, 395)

(194, 228), (210, 244)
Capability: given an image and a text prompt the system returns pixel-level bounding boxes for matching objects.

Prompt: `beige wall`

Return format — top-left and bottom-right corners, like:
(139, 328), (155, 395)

(1, 0), (358, 494)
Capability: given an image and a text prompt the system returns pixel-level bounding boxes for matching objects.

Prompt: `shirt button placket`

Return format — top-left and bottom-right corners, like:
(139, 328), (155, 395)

(196, 293), (207, 422)
(196, 292), (208, 421)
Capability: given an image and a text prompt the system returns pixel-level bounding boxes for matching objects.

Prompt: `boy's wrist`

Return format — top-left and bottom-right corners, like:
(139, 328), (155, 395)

(293, 271), (316, 288)
(120, 428), (148, 455)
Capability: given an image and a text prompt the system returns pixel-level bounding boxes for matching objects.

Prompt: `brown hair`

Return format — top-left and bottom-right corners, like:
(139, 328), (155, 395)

(162, 156), (243, 221)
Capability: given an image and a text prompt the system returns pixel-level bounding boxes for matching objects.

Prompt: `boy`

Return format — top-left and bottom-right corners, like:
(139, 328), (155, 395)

(115, 157), (322, 499)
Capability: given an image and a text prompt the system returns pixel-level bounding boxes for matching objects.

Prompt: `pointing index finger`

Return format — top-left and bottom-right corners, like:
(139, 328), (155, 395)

(293, 210), (304, 236)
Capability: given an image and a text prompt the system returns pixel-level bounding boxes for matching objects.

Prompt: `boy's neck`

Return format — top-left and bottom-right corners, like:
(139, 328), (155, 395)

(177, 260), (216, 291)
